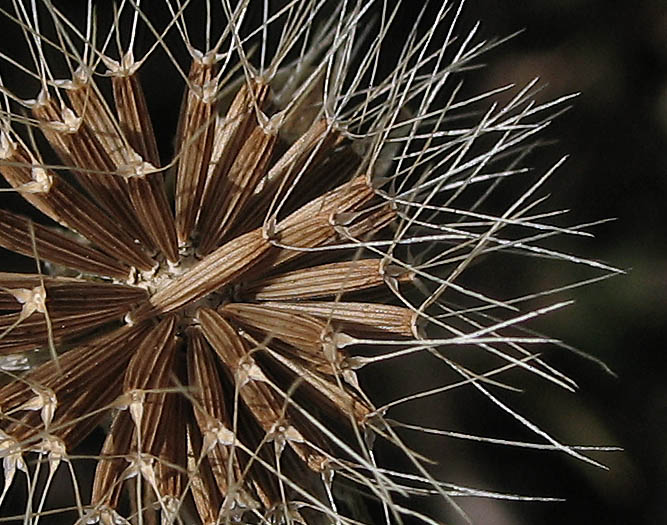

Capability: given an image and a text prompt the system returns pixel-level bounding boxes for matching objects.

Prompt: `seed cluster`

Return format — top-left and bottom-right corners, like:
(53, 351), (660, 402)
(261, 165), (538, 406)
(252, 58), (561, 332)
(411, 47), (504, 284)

(0, 44), (423, 524)
(0, 2), (617, 524)
(0, 0), (436, 523)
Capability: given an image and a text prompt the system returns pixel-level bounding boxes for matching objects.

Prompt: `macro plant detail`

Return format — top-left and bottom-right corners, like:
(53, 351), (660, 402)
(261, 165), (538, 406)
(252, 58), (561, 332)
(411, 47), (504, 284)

(0, 1), (619, 524)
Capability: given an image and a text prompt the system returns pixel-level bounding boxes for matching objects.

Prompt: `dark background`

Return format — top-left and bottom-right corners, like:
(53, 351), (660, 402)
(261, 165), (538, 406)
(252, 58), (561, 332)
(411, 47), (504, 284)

(385, 1), (666, 524)
(1, 1), (665, 524)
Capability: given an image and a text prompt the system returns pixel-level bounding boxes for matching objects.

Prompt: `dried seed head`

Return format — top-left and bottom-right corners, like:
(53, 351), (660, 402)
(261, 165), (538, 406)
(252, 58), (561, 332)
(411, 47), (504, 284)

(0, 1), (618, 524)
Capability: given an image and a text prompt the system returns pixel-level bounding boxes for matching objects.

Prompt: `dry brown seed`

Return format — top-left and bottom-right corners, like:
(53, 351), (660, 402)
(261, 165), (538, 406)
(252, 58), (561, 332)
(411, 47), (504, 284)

(174, 58), (218, 245)
(186, 328), (231, 430)
(64, 68), (137, 169)
(122, 317), (178, 457)
(0, 132), (60, 221)
(109, 58), (161, 167)
(269, 301), (416, 338)
(270, 138), (362, 224)
(0, 306), (141, 354)
(186, 421), (224, 525)
(257, 339), (371, 426)
(243, 259), (407, 300)
(0, 210), (131, 280)
(135, 227), (271, 319)
(249, 338), (340, 378)
(186, 327), (244, 499)
(220, 303), (330, 355)
(32, 93), (152, 248)
(0, 322), (150, 447)
(127, 169), (180, 264)
(123, 318), (177, 392)
(91, 409), (135, 510)
(155, 388), (188, 510)
(277, 174), (375, 229)
(218, 303), (347, 379)
(50, 373), (124, 453)
(0, 134), (154, 270)
(268, 215), (344, 270)
(88, 318), (184, 520)
(198, 308), (329, 473)
(0, 274), (146, 313)
(340, 203), (397, 240)
(197, 121), (277, 255)
(232, 118), (342, 236)
(197, 81), (270, 240)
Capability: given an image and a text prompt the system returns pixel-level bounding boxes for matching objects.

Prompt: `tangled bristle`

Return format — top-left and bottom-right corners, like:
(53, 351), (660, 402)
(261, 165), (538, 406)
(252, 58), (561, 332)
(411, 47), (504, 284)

(0, 1), (619, 524)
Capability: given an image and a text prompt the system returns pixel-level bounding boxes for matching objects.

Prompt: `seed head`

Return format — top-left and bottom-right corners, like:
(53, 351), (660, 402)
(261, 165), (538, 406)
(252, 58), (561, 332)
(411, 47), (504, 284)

(0, 1), (619, 524)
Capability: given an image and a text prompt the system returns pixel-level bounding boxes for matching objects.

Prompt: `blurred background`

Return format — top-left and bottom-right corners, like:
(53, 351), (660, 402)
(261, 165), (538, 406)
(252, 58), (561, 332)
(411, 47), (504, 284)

(385, 1), (666, 524)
